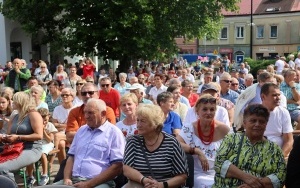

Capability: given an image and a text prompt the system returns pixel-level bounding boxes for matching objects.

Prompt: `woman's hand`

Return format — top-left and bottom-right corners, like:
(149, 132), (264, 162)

(4, 134), (18, 143)
(242, 174), (264, 188)
(195, 148), (209, 171)
(144, 177), (163, 188)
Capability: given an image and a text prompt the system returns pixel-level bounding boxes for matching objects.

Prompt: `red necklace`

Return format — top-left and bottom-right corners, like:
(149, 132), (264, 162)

(197, 119), (215, 145)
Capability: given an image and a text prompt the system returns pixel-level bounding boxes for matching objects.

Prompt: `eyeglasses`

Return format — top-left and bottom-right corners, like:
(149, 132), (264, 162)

(231, 83), (239, 86)
(222, 80), (232, 83)
(61, 94), (72, 97)
(81, 91), (97, 96)
(199, 98), (217, 104)
(101, 84), (110, 88)
(76, 83), (84, 86)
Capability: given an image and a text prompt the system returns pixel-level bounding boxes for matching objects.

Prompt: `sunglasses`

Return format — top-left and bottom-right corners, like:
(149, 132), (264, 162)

(231, 83), (239, 86)
(101, 84), (110, 88)
(199, 98), (217, 104)
(61, 94), (72, 97)
(76, 83), (84, 86)
(222, 80), (232, 83)
(81, 91), (97, 96)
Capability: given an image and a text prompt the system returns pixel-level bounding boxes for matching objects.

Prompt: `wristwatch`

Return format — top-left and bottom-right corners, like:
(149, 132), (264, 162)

(163, 181), (168, 188)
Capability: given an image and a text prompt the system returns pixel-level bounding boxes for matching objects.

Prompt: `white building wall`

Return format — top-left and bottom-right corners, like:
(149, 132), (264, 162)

(0, 0), (8, 66)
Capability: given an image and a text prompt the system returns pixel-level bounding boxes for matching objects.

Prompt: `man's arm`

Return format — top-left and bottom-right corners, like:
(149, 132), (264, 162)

(282, 133), (293, 158)
(19, 68), (31, 80)
(78, 162), (122, 187)
(63, 156), (74, 185)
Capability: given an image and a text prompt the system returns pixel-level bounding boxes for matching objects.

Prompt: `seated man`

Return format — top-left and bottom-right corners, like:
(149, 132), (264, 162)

(54, 98), (125, 187)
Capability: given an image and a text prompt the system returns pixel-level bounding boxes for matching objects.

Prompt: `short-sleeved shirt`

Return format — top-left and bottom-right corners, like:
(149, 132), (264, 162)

(123, 134), (188, 182)
(42, 122), (58, 144)
(45, 94), (63, 113)
(99, 88), (121, 117)
(280, 82), (300, 111)
(114, 82), (131, 96)
(149, 85), (168, 101)
(163, 111), (182, 134)
(220, 89), (239, 105)
(264, 106), (293, 148)
(68, 121), (125, 179)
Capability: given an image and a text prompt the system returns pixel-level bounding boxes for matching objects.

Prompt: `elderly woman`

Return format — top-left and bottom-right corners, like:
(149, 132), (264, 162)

(53, 64), (68, 82)
(36, 61), (52, 93)
(0, 92), (43, 181)
(166, 85), (188, 122)
(123, 104), (188, 188)
(114, 73), (131, 96)
(31, 85), (48, 109)
(181, 80), (199, 107)
(157, 92), (182, 135)
(116, 93), (138, 139)
(45, 80), (62, 114)
(177, 94), (229, 187)
(213, 104), (286, 188)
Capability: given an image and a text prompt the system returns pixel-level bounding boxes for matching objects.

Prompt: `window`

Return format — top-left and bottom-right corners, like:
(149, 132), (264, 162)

(220, 27), (228, 39)
(256, 26), (264, 38)
(236, 26), (244, 38)
(270, 25), (278, 38)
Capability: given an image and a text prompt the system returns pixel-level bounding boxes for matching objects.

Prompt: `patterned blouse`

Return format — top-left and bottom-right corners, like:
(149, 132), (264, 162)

(213, 133), (286, 188)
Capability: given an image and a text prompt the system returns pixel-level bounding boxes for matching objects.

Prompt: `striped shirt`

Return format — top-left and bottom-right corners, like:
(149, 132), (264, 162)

(123, 133), (188, 182)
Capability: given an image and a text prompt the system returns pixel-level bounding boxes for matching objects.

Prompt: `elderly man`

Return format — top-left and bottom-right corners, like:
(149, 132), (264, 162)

(281, 69), (300, 129)
(129, 76), (138, 85)
(197, 71), (213, 94)
(127, 83), (152, 104)
(137, 74), (146, 86)
(244, 73), (254, 88)
(181, 79), (198, 107)
(99, 77), (121, 119)
(54, 98), (125, 187)
(5, 58), (31, 92)
(261, 83), (293, 159)
(219, 73), (239, 104)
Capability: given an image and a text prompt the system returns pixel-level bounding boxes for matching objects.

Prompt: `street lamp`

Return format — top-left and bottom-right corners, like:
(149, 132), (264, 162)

(250, 0), (253, 59)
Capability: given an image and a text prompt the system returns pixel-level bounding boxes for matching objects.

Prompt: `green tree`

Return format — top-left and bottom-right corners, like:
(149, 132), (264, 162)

(1, 0), (239, 69)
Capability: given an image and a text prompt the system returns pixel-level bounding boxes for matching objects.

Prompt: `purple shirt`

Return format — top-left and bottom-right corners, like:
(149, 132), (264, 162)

(68, 121), (125, 179)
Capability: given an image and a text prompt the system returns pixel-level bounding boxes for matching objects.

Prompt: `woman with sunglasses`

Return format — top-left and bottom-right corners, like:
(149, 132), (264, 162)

(177, 94), (229, 187)
(51, 88), (76, 164)
(213, 104), (286, 188)
(73, 79), (86, 107)
(36, 61), (52, 93)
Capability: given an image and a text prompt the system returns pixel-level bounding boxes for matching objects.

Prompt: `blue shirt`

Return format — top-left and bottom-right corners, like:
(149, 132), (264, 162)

(163, 111), (182, 134)
(221, 89), (239, 105)
(280, 82), (300, 111)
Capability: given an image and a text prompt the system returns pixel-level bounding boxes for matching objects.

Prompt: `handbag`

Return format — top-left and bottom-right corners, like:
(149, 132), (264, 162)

(0, 142), (24, 163)
(0, 116), (24, 163)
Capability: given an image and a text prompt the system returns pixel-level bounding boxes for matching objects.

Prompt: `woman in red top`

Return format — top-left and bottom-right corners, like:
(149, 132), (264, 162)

(82, 57), (96, 79)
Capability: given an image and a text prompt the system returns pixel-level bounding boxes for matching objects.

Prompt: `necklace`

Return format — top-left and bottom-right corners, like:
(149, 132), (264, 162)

(197, 120), (215, 145)
(145, 133), (160, 146)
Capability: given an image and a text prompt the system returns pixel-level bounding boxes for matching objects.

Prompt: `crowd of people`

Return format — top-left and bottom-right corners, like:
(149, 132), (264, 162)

(0, 55), (298, 188)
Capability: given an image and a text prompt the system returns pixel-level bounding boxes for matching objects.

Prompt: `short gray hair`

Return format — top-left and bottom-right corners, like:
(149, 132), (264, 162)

(86, 98), (106, 112)
(119, 72), (127, 79)
(61, 87), (76, 97)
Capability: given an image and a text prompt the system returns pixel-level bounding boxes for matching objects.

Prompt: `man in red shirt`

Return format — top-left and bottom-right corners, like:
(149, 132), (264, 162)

(99, 77), (120, 120)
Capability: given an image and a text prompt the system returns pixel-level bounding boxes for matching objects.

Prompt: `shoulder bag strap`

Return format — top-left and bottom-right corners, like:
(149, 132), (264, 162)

(138, 137), (155, 178)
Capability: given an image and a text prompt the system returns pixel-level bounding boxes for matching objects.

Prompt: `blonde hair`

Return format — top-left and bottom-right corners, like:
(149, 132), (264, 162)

(13, 92), (36, 123)
(31, 85), (44, 96)
(120, 93), (138, 106)
(136, 104), (165, 133)
(39, 61), (47, 68)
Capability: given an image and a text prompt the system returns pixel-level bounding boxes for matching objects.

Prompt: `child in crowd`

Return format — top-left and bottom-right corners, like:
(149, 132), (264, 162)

(26, 108), (58, 186)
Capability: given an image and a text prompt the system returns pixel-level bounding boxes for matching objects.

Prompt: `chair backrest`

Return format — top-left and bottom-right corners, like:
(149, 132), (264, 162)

(185, 154), (194, 188)
(0, 175), (18, 188)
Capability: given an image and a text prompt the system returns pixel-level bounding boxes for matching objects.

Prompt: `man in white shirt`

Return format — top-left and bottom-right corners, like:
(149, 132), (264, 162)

(274, 55), (285, 75)
(261, 82), (293, 159)
(295, 53), (300, 69)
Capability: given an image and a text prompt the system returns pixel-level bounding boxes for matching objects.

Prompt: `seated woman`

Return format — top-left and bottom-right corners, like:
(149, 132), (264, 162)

(213, 104), (286, 188)
(177, 94), (229, 188)
(123, 104), (188, 188)
(0, 92), (43, 180)
(116, 93), (138, 140)
(157, 92), (182, 135)
(0, 92), (13, 134)
(30, 85), (48, 109)
(166, 85), (188, 122)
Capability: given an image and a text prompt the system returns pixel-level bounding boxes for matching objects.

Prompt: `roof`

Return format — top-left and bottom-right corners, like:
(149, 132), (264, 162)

(222, 0), (300, 16)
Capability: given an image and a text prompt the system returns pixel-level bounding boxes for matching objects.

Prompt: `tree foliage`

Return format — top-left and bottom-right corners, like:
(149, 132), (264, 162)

(1, 0), (239, 65)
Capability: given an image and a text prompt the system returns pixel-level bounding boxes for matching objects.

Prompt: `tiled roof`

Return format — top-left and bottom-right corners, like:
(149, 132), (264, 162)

(222, 0), (300, 16)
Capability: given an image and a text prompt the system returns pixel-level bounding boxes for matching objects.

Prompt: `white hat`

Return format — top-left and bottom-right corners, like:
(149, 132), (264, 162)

(126, 83), (145, 91)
